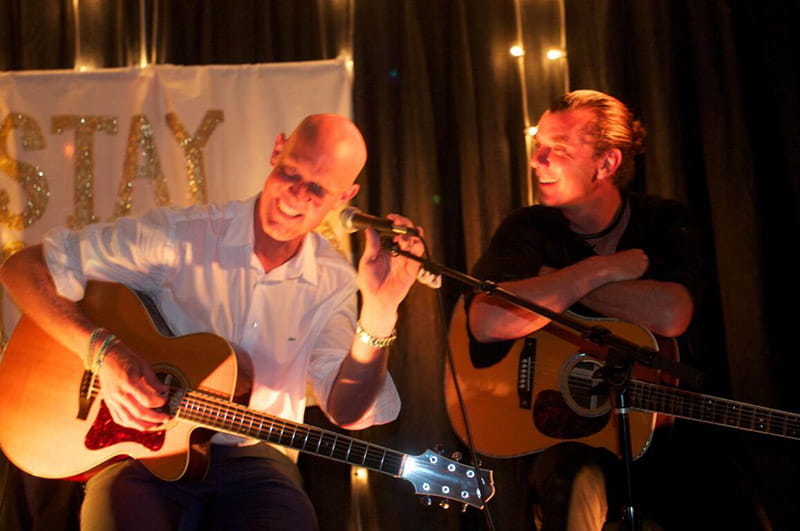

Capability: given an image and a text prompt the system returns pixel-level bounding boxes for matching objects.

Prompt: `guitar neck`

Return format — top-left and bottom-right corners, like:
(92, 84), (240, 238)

(629, 380), (800, 440)
(176, 390), (406, 476)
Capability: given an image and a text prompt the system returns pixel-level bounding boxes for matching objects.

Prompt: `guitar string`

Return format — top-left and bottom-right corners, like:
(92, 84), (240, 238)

(452, 352), (800, 439)
(86, 383), (490, 505)
(86, 380), (405, 472)
(177, 391), (489, 505)
(87, 379), (492, 501)
(503, 357), (800, 438)
(562, 374), (800, 437)
(91, 367), (800, 441)
(180, 391), (406, 473)
(628, 382), (800, 436)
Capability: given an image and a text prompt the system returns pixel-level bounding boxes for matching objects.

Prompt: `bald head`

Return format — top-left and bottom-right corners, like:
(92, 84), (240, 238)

(260, 114), (365, 245)
(281, 114), (367, 187)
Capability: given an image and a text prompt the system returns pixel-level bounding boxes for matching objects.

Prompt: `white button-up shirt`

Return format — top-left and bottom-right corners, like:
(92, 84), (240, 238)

(43, 195), (401, 452)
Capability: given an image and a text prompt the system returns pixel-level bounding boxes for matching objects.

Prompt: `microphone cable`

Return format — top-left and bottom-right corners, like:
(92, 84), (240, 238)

(410, 237), (498, 531)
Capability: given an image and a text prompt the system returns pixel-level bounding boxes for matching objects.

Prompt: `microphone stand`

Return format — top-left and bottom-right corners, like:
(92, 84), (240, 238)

(392, 244), (703, 531)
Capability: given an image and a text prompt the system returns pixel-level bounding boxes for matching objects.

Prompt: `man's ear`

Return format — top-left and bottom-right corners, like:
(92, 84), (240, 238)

(598, 148), (622, 181)
(338, 184), (360, 207)
(270, 133), (287, 166)
(332, 184), (360, 210)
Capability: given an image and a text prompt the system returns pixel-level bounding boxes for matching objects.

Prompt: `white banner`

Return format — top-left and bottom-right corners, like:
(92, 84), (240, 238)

(0, 60), (353, 342)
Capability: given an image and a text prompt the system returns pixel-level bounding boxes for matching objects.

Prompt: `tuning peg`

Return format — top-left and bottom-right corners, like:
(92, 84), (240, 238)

(439, 500), (451, 510)
(420, 496), (433, 506)
(460, 503), (469, 513)
(434, 443), (445, 455)
(450, 451), (463, 462)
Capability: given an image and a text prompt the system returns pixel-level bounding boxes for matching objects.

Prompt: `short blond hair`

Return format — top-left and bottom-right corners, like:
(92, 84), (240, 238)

(550, 90), (646, 188)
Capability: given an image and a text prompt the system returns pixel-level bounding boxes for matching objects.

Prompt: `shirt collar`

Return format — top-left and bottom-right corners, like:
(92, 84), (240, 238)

(238, 194), (320, 286)
(271, 232), (319, 285)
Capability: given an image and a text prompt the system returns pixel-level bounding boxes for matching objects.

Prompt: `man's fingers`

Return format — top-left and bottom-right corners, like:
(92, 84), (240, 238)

(105, 393), (168, 430)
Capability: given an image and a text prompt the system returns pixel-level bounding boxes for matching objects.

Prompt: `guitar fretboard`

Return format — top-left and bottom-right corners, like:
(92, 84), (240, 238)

(177, 390), (406, 475)
(629, 380), (800, 440)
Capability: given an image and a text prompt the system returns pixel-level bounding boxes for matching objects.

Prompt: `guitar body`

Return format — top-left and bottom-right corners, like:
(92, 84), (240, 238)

(0, 283), (497, 509)
(0, 281), (239, 481)
(445, 297), (675, 459)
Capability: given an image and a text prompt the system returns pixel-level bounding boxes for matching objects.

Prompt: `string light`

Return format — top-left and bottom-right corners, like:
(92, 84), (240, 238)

(343, 53), (355, 78)
(72, 0), (81, 70)
(509, 0), (570, 205)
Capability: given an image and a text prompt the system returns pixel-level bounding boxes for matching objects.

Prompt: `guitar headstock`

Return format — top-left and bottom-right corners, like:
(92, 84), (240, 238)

(401, 449), (495, 510)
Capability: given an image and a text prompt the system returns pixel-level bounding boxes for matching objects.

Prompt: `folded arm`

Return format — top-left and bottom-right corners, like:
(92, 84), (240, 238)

(469, 248), (693, 343)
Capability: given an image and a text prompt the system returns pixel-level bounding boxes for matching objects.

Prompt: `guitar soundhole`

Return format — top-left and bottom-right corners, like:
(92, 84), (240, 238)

(153, 364), (189, 416)
(560, 355), (612, 417)
(528, 352), (614, 439)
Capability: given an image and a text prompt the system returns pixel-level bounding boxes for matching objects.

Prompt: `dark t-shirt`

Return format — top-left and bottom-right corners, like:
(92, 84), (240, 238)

(462, 194), (765, 529)
(466, 192), (702, 366)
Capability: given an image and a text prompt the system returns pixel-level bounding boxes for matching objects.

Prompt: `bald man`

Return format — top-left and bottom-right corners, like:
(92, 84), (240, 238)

(1, 114), (423, 531)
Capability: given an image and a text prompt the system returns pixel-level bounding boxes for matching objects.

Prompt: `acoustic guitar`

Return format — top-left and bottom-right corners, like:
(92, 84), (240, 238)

(445, 297), (800, 458)
(0, 282), (494, 510)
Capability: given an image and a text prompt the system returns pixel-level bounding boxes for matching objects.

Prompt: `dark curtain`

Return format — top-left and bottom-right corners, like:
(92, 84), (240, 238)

(350, 3), (527, 528)
(566, 2), (800, 530)
(3, 0), (799, 530)
(155, 0), (350, 64)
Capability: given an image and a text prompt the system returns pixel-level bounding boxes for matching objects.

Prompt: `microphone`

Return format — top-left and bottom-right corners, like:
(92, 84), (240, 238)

(339, 207), (420, 237)
(340, 206), (440, 288)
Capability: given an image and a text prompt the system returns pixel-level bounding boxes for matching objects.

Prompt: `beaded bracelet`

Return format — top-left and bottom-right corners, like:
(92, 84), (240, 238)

(355, 321), (397, 348)
(85, 327), (106, 370)
(85, 327), (118, 373)
(93, 333), (118, 372)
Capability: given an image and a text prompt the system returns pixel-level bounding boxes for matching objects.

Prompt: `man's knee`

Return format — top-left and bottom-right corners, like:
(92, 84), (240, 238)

(567, 464), (608, 531)
(81, 460), (176, 531)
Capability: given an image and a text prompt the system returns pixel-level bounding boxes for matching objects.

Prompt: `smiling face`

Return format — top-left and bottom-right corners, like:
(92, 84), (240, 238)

(257, 115), (364, 246)
(531, 108), (608, 209)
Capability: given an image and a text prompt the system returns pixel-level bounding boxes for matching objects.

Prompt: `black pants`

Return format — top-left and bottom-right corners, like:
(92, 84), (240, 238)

(81, 443), (318, 531)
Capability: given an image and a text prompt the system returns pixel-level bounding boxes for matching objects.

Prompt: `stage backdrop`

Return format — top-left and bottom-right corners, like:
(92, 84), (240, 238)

(0, 59), (353, 345)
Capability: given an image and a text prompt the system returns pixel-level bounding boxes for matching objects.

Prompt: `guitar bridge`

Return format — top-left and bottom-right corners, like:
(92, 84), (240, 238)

(77, 369), (96, 420)
(517, 337), (536, 409)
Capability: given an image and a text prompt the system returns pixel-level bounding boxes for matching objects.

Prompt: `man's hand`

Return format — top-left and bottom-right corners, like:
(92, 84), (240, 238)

(590, 248), (649, 284)
(96, 342), (171, 431)
(356, 214), (424, 316)
(327, 214), (424, 428)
